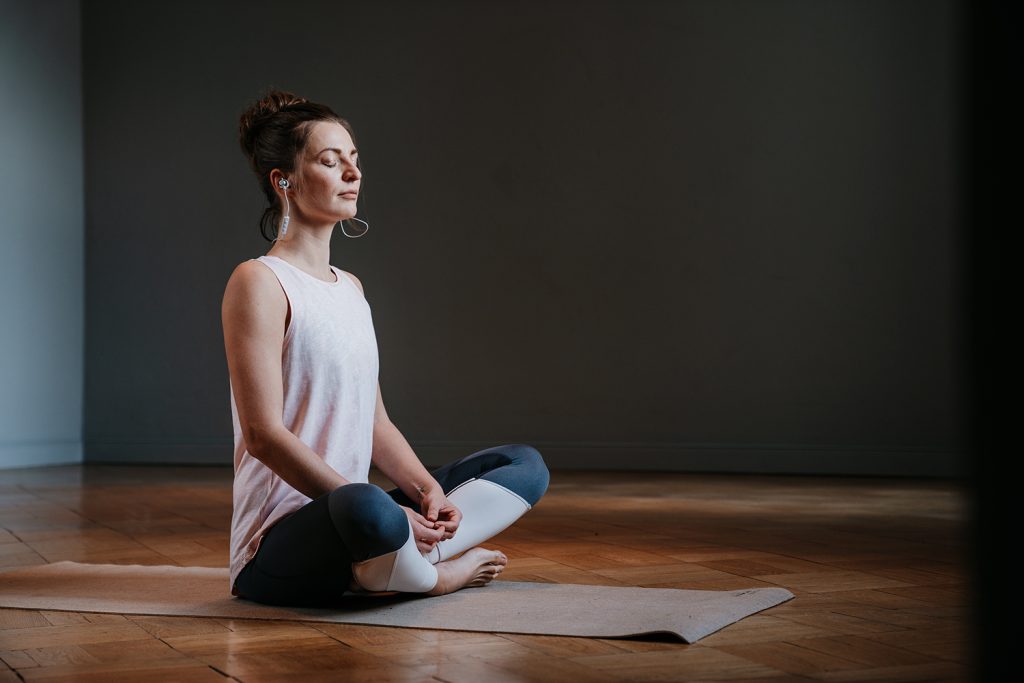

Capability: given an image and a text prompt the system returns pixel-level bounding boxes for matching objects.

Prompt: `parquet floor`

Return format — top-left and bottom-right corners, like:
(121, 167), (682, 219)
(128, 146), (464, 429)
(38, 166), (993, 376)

(0, 465), (968, 682)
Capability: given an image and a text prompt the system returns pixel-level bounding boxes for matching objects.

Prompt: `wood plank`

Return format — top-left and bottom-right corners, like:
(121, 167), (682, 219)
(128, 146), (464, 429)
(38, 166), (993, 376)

(0, 648), (38, 669)
(502, 633), (630, 657)
(811, 660), (966, 682)
(126, 615), (232, 639)
(592, 562), (741, 585)
(18, 660), (225, 682)
(571, 645), (788, 680)
(787, 634), (934, 667)
(474, 650), (624, 682)
(699, 615), (842, 647)
(714, 640), (866, 676)
(757, 570), (914, 594)
(0, 622), (154, 650)
(161, 622), (334, 656)
(0, 609), (50, 630)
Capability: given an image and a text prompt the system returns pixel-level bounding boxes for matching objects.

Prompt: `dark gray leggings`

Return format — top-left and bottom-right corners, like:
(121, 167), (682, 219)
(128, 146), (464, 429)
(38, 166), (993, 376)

(233, 443), (549, 606)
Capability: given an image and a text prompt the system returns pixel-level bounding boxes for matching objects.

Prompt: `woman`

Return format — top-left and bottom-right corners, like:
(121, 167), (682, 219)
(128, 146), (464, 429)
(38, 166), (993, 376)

(223, 90), (549, 606)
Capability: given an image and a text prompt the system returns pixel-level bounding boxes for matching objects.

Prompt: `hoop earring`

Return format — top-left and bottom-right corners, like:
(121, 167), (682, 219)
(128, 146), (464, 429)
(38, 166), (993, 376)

(340, 216), (369, 238)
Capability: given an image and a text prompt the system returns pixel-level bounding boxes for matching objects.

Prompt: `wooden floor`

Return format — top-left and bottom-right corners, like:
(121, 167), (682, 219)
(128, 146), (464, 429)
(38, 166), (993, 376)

(0, 465), (968, 682)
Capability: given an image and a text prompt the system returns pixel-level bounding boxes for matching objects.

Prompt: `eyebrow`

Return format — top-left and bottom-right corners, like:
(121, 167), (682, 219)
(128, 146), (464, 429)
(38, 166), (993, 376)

(317, 147), (358, 156)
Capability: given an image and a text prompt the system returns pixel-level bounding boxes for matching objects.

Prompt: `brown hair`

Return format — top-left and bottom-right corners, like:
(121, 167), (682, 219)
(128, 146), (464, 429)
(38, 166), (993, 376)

(238, 89), (359, 241)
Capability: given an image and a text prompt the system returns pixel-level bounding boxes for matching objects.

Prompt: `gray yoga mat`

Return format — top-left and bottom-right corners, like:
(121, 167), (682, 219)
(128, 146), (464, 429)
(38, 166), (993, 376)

(0, 561), (793, 643)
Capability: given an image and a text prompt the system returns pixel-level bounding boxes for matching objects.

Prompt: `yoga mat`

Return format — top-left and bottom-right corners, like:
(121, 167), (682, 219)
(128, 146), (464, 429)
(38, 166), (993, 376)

(0, 561), (793, 643)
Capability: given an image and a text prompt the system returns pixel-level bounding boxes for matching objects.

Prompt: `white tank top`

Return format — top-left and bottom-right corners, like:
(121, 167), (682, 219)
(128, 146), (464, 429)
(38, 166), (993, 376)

(228, 255), (379, 592)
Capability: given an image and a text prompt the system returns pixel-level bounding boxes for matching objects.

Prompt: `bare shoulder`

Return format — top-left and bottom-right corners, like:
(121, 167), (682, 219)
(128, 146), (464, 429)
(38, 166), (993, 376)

(223, 260), (286, 317)
(339, 269), (365, 295)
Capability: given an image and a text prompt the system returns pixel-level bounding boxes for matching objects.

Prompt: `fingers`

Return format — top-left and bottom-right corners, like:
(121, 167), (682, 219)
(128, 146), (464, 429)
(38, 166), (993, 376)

(425, 504), (439, 523)
(434, 505), (462, 538)
(409, 509), (445, 537)
(435, 517), (457, 539)
(408, 509), (442, 530)
(406, 508), (429, 526)
(409, 516), (444, 553)
(418, 485), (445, 523)
(418, 521), (445, 543)
(403, 506), (445, 553)
(411, 517), (443, 539)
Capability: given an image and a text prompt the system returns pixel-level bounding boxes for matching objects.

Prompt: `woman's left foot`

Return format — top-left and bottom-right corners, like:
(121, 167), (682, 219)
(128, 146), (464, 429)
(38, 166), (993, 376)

(426, 547), (507, 596)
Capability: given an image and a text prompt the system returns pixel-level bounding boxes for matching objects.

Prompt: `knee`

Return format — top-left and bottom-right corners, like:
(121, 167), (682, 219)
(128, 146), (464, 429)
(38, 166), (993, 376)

(505, 444), (550, 506)
(327, 483), (408, 557)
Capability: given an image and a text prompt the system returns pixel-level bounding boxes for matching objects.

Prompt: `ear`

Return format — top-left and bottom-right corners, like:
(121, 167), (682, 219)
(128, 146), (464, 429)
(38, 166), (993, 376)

(269, 169), (290, 195)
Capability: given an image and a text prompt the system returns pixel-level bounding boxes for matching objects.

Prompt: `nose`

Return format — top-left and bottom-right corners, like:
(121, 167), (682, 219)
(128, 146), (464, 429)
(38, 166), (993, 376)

(344, 159), (361, 182)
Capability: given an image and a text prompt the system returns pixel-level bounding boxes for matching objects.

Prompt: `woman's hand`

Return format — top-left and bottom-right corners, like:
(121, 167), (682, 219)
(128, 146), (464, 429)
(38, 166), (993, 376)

(419, 485), (462, 540)
(402, 506), (446, 554)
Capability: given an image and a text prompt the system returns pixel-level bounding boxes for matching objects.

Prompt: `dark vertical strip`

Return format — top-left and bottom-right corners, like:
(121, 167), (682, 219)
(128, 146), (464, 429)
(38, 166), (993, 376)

(967, 0), (1019, 680)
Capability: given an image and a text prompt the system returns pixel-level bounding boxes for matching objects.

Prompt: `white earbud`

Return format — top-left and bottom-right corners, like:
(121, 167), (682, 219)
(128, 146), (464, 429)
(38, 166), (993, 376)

(277, 177), (291, 239)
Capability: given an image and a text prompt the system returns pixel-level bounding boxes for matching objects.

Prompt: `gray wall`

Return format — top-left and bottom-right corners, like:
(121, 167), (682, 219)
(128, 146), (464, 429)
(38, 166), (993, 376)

(82, 0), (966, 476)
(0, 0), (84, 469)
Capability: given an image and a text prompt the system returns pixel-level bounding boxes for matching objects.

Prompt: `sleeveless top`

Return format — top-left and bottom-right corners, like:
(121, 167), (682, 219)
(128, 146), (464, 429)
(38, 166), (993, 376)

(228, 255), (379, 592)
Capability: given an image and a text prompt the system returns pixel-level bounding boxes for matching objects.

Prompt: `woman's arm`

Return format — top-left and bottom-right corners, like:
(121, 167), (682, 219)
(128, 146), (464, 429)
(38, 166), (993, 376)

(371, 387), (461, 544)
(222, 260), (351, 500)
(370, 392), (439, 505)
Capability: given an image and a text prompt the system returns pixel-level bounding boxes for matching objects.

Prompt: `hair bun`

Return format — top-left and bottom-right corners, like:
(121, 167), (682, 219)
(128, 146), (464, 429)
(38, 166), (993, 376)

(238, 89), (308, 157)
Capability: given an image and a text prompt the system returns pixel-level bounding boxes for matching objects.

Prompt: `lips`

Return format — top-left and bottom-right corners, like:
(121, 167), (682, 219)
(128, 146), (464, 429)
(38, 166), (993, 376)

(339, 192), (358, 198)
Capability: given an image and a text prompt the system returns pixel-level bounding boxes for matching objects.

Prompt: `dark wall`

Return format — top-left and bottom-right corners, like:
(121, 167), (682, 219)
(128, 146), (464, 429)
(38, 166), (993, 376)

(83, 0), (965, 475)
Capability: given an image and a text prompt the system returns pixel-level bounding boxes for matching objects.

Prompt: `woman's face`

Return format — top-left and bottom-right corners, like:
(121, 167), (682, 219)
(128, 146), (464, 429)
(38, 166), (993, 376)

(290, 120), (361, 225)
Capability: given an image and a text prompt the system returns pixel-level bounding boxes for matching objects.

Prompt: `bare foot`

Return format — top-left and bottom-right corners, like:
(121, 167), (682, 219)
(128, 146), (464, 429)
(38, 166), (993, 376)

(427, 547), (507, 596)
